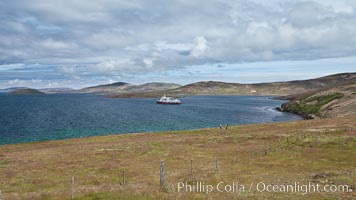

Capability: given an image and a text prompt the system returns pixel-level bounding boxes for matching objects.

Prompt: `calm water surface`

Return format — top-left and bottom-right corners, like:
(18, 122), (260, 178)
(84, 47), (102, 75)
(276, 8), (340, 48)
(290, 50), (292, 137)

(0, 94), (301, 145)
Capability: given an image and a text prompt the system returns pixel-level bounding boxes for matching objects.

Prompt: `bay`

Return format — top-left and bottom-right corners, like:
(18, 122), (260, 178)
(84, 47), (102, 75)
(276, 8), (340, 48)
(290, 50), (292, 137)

(0, 94), (301, 145)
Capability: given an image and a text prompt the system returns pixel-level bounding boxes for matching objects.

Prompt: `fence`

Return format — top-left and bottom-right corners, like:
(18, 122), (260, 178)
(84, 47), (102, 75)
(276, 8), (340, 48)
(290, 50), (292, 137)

(68, 126), (356, 197)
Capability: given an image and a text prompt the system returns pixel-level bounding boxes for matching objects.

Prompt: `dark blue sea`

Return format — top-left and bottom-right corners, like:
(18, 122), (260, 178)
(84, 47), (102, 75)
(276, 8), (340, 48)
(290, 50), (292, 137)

(0, 94), (301, 145)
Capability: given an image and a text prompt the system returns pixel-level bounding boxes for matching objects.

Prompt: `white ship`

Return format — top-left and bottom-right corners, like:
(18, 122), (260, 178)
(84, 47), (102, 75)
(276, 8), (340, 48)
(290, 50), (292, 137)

(156, 94), (181, 104)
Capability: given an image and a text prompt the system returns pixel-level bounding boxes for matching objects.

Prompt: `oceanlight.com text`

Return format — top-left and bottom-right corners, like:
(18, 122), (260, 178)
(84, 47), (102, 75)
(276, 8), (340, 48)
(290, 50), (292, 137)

(177, 181), (353, 194)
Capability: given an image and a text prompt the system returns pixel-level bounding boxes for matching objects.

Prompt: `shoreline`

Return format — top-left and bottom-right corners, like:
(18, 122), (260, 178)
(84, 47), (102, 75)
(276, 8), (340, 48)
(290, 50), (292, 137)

(275, 106), (315, 120)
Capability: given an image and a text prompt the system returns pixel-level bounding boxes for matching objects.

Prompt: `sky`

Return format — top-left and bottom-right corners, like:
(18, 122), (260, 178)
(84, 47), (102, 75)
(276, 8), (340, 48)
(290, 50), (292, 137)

(0, 0), (356, 89)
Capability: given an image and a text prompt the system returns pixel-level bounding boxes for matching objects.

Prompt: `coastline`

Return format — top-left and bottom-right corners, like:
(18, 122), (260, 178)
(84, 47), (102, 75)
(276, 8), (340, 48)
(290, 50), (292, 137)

(275, 106), (316, 120)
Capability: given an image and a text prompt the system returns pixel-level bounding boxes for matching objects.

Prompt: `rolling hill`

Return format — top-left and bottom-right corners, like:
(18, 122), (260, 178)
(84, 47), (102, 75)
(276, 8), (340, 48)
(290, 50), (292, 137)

(109, 73), (356, 98)
(79, 82), (181, 94)
(171, 73), (356, 95)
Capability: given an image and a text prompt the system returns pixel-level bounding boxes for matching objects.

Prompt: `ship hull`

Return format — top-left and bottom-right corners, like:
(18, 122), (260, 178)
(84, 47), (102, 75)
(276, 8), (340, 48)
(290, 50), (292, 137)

(156, 100), (181, 105)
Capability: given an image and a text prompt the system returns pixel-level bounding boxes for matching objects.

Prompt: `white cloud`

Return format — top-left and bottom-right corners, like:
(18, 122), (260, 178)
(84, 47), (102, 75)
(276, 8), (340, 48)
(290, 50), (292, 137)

(90, 59), (136, 76)
(154, 41), (190, 51)
(56, 66), (81, 79)
(190, 36), (209, 58)
(143, 58), (153, 68)
(8, 79), (44, 87)
(1, 0), (356, 87)
(8, 79), (26, 86)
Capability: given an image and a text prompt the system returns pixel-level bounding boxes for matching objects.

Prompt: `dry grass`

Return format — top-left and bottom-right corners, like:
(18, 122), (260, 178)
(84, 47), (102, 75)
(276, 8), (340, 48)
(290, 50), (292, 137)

(0, 116), (355, 199)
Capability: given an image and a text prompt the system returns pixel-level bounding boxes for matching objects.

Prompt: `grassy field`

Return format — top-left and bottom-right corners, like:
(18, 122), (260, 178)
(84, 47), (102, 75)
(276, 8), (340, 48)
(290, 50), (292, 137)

(0, 116), (355, 199)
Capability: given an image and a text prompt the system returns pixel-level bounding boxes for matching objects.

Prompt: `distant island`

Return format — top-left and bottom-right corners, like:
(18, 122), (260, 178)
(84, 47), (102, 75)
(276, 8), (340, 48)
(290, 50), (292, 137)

(0, 87), (74, 94)
(9, 88), (45, 95)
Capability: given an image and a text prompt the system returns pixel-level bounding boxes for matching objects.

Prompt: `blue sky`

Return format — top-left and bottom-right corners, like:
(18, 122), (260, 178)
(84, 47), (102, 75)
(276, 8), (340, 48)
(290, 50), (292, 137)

(0, 0), (356, 89)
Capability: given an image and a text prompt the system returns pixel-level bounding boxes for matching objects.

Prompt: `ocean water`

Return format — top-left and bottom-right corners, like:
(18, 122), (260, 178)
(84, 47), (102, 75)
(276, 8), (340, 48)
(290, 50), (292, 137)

(0, 94), (301, 145)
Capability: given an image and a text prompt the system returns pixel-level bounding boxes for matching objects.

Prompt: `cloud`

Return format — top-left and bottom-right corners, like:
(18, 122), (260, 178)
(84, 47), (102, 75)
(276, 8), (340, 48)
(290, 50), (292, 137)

(190, 36), (209, 58)
(8, 79), (26, 86)
(0, 0), (356, 87)
(154, 41), (190, 51)
(7, 78), (46, 87)
(56, 66), (81, 79)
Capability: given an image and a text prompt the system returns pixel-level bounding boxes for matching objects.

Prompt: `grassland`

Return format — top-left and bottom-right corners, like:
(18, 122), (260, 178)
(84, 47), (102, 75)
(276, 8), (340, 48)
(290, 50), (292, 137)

(0, 116), (355, 199)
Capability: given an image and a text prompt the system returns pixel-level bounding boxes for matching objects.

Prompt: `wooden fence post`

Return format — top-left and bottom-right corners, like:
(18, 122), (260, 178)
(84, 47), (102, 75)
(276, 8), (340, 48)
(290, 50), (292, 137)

(286, 137), (289, 148)
(215, 155), (218, 170)
(160, 160), (165, 187)
(265, 144), (268, 156)
(71, 177), (75, 199)
(235, 150), (238, 164)
(122, 170), (125, 189)
(190, 160), (193, 177)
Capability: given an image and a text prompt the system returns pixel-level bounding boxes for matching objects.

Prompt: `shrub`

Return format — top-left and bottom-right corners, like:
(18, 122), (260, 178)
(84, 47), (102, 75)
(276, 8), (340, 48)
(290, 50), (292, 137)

(283, 93), (344, 115)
